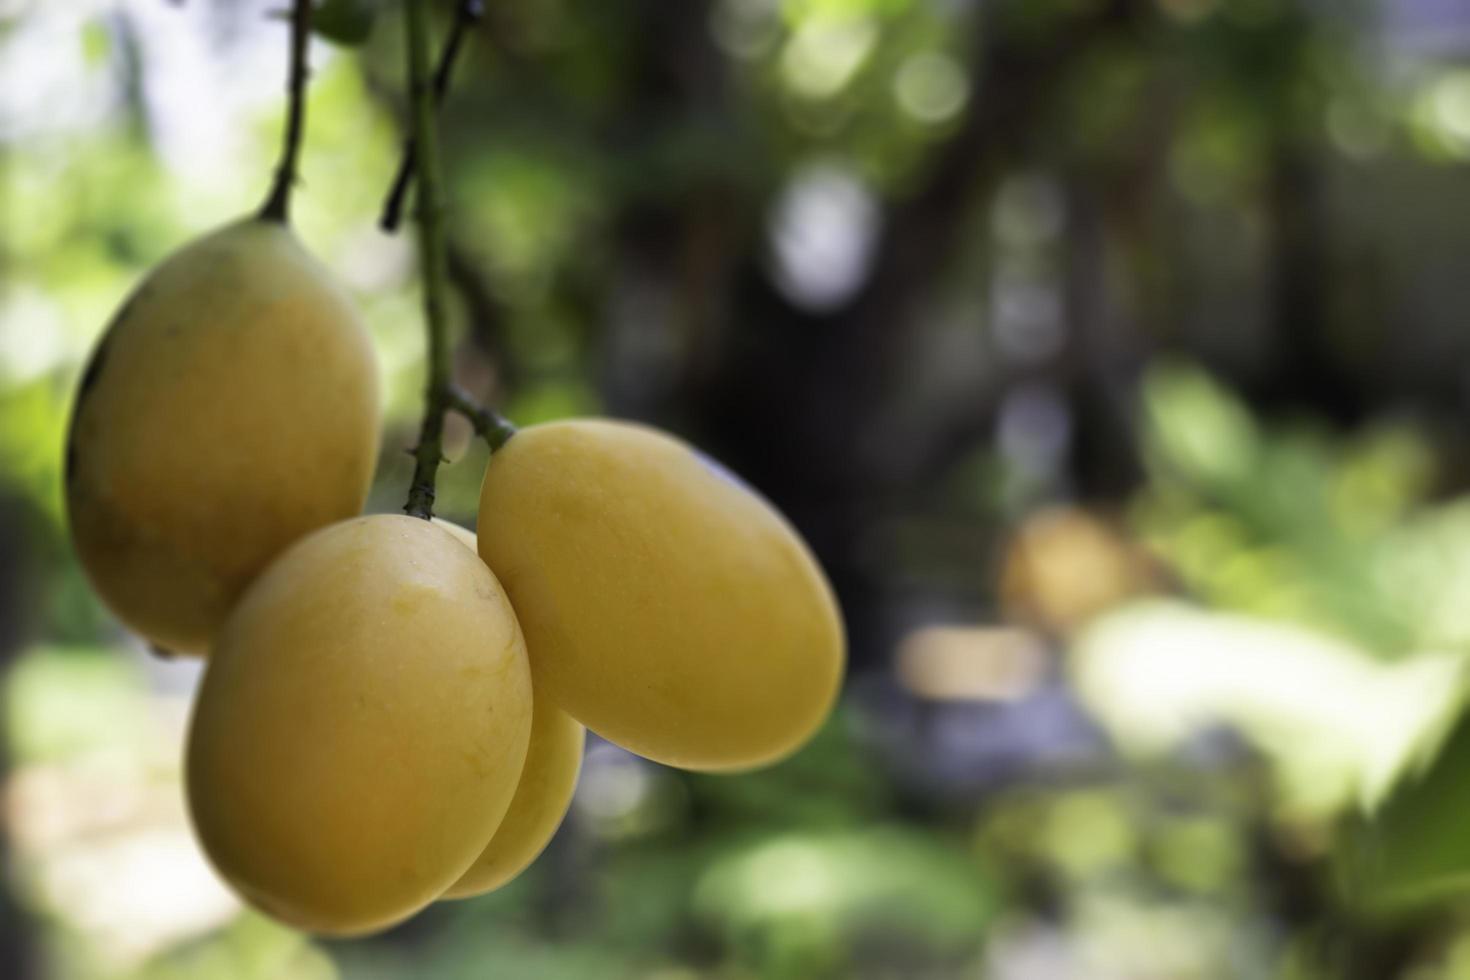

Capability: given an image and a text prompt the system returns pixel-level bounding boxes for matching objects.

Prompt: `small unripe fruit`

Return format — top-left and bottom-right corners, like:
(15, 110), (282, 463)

(186, 515), (531, 936)
(66, 218), (380, 654)
(476, 419), (845, 771)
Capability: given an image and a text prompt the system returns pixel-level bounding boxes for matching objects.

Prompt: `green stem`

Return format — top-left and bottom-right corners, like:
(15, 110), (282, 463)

(259, 0), (312, 223)
(402, 0), (454, 521)
(447, 385), (517, 451)
(379, 0), (485, 233)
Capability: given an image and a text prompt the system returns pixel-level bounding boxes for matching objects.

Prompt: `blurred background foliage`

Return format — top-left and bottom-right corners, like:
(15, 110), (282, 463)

(7, 0), (1470, 977)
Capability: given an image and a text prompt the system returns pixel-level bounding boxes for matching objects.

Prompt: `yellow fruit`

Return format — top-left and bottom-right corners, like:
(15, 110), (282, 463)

(434, 519), (585, 898)
(430, 518), (481, 554)
(186, 515), (532, 936)
(444, 690), (583, 897)
(66, 218), (379, 654)
(476, 419), (845, 771)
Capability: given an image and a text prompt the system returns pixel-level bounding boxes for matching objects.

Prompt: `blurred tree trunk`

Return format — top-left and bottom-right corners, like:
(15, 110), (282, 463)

(1255, 1), (1365, 424)
(0, 500), (36, 980)
(1261, 130), (1364, 423)
(1060, 179), (1145, 499)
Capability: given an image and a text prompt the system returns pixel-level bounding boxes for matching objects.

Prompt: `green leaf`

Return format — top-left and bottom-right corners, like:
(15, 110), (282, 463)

(1350, 704), (1470, 915)
(311, 0), (380, 46)
(1141, 359), (1260, 494)
(1072, 601), (1466, 818)
(693, 827), (995, 975)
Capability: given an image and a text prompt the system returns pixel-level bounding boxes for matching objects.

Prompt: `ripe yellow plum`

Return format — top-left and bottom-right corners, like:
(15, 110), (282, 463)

(430, 518), (481, 555)
(443, 691), (583, 897)
(476, 419), (845, 771)
(433, 520), (585, 898)
(186, 515), (532, 936)
(66, 218), (379, 654)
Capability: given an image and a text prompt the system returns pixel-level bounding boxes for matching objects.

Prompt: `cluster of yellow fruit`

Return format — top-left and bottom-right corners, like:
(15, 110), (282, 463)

(65, 217), (846, 936)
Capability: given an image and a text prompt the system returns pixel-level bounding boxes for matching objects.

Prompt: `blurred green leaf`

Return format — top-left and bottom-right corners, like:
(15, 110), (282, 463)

(687, 711), (889, 830)
(5, 646), (153, 764)
(311, 0), (381, 46)
(694, 827), (994, 978)
(1351, 705), (1470, 915)
(141, 914), (333, 980)
(1073, 601), (1467, 818)
(1133, 362), (1466, 657)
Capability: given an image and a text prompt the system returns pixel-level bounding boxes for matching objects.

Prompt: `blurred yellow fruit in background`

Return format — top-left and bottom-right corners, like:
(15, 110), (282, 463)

(66, 218), (380, 655)
(186, 515), (531, 936)
(999, 506), (1159, 636)
(476, 419), (844, 772)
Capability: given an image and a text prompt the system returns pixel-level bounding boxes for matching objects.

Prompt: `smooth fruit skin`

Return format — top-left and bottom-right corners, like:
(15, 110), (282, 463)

(66, 218), (380, 654)
(476, 419), (845, 771)
(186, 515), (532, 936)
(434, 520), (585, 898)
(443, 690), (583, 897)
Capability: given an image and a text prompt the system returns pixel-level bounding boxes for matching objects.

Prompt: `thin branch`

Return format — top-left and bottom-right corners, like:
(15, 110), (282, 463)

(402, 0), (455, 521)
(259, 0), (313, 223)
(380, 0), (484, 233)
(447, 385), (517, 451)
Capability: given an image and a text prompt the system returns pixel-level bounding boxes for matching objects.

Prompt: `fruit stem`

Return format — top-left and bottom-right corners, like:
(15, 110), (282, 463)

(258, 0), (312, 224)
(448, 385), (517, 451)
(402, 0), (456, 521)
(379, 0), (484, 233)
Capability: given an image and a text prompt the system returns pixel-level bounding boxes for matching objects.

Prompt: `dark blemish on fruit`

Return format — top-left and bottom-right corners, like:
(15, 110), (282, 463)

(66, 326), (119, 487)
(74, 278), (150, 405)
(75, 326), (115, 404)
(67, 285), (150, 485)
